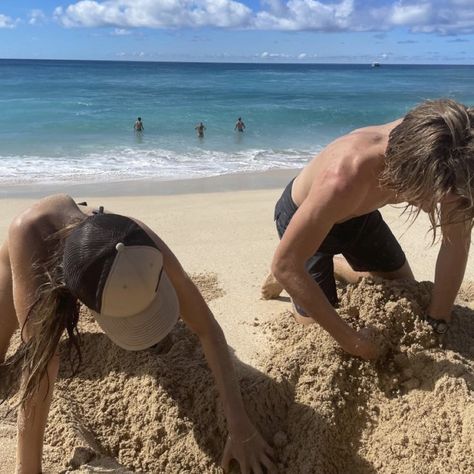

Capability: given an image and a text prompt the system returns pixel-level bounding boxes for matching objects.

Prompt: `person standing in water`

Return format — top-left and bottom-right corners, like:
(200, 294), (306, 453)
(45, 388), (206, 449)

(195, 122), (206, 138)
(235, 117), (246, 132)
(134, 117), (144, 132)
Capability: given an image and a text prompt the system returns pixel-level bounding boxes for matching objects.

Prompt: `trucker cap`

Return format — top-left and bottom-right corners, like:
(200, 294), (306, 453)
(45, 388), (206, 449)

(63, 213), (179, 350)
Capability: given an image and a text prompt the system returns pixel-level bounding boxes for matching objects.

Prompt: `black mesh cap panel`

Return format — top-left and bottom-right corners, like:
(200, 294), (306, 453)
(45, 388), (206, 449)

(63, 214), (158, 312)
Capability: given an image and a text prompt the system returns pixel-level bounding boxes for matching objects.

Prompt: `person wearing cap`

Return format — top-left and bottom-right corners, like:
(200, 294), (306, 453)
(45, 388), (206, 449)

(0, 194), (275, 474)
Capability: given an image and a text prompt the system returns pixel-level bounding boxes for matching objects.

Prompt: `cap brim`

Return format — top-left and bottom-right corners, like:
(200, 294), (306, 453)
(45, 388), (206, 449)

(92, 271), (179, 351)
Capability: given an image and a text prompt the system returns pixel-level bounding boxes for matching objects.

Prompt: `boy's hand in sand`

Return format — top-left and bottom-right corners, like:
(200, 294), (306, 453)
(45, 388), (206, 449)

(349, 328), (380, 360)
(261, 272), (283, 300)
(222, 427), (276, 474)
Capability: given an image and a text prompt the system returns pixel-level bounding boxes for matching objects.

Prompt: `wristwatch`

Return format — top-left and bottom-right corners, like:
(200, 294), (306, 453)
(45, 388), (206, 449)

(425, 315), (449, 334)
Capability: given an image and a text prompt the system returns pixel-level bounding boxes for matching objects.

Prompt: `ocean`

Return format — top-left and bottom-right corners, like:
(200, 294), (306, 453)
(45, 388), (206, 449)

(1, 59), (473, 185)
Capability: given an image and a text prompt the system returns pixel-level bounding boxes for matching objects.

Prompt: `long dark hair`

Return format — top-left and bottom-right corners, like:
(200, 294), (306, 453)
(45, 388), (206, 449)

(3, 220), (83, 406)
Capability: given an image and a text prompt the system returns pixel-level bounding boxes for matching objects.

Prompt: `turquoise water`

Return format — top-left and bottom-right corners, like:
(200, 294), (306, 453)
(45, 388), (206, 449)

(1, 59), (473, 184)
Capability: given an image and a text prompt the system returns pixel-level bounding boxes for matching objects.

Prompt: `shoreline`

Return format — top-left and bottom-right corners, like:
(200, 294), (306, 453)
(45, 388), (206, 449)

(0, 168), (300, 199)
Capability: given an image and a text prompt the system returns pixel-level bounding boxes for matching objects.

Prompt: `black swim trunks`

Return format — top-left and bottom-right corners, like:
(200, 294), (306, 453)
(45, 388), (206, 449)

(275, 178), (406, 312)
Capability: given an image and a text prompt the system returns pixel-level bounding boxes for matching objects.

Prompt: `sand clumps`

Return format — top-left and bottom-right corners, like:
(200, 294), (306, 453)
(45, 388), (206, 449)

(2, 275), (473, 473)
(45, 318), (226, 473)
(253, 278), (474, 473)
(42, 273), (227, 473)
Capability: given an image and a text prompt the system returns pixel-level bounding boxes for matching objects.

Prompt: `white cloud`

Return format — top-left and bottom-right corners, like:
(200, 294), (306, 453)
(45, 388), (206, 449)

(114, 50), (147, 58)
(111, 27), (131, 35)
(395, 1), (474, 34)
(255, 0), (355, 31)
(0, 13), (16, 28)
(390, 3), (432, 26)
(260, 51), (290, 58)
(54, 0), (252, 29)
(28, 9), (47, 25)
(52, 0), (474, 34)
(259, 51), (317, 60)
(261, 0), (286, 17)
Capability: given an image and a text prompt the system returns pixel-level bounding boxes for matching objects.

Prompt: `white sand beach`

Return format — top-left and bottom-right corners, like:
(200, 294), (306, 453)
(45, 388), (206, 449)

(1, 171), (473, 473)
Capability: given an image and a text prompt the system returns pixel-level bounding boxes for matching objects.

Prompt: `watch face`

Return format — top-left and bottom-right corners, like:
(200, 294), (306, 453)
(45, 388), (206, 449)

(435, 322), (449, 334)
(426, 316), (449, 334)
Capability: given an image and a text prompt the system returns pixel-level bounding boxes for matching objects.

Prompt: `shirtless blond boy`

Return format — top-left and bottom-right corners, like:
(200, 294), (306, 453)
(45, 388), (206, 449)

(263, 99), (474, 360)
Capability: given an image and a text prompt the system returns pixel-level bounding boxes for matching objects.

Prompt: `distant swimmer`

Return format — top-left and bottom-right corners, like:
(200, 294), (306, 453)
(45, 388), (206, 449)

(235, 117), (246, 132)
(134, 117), (144, 132)
(195, 122), (206, 138)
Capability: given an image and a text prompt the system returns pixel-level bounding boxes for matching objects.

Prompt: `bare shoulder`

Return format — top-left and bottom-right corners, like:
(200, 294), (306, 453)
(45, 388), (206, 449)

(350, 118), (403, 136)
(324, 133), (383, 183)
(9, 194), (76, 235)
(295, 132), (382, 208)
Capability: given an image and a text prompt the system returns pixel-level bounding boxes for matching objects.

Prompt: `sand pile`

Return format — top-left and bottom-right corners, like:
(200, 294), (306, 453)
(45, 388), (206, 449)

(41, 273), (227, 473)
(44, 318), (226, 473)
(253, 278), (474, 474)
(2, 275), (473, 473)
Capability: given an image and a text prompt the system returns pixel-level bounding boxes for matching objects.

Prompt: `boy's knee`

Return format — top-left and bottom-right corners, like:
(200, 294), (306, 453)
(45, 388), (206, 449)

(372, 260), (415, 281)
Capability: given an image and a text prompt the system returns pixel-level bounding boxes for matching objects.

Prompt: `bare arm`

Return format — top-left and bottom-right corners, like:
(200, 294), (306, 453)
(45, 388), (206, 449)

(429, 201), (472, 322)
(173, 272), (274, 472)
(137, 222), (275, 473)
(16, 356), (59, 474)
(272, 165), (378, 359)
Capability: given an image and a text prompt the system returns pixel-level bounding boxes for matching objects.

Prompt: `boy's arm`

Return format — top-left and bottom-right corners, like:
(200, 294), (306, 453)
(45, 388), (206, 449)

(271, 166), (378, 360)
(429, 201), (472, 322)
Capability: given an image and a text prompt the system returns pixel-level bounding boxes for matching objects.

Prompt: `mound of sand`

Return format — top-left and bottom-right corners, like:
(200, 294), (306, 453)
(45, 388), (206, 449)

(253, 278), (474, 474)
(42, 273), (227, 473)
(2, 275), (473, 473)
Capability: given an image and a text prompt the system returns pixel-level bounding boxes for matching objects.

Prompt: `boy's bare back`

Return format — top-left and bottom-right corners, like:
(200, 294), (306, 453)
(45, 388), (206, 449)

(292, 119), (404, 222)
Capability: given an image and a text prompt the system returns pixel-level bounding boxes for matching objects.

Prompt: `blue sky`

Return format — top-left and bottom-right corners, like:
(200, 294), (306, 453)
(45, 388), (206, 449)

(1, 0), (473, 63)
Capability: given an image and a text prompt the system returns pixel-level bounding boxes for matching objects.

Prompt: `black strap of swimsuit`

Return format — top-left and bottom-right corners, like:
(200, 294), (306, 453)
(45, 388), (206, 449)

(92, 206), (105, 215)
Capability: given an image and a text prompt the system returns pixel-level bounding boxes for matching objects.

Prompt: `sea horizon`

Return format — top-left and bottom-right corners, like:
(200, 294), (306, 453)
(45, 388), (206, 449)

(2, 58), (474, 66)
(1, 59), (473, 186)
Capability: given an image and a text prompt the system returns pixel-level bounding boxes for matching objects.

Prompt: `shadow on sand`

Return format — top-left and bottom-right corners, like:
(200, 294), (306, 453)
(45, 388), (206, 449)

(44, 319), (377, 473)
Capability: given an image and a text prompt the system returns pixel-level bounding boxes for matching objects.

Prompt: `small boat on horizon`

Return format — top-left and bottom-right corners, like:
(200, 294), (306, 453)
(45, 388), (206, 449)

(371, 62), (381, 68)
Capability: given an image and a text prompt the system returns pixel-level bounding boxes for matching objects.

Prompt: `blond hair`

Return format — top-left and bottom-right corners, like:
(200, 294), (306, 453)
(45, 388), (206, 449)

(380, 98), (474, 238)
